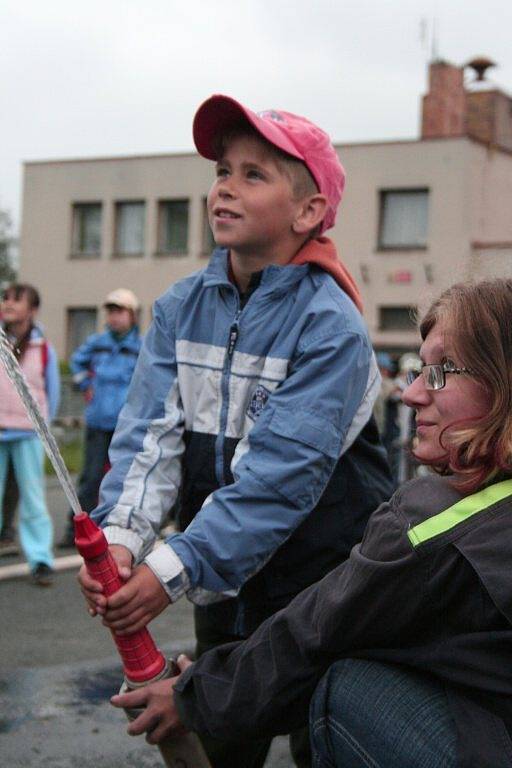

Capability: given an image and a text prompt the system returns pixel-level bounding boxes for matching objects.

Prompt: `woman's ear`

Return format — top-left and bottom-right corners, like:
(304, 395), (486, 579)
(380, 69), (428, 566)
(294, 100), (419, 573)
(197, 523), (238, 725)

(292, 194), (327, 235)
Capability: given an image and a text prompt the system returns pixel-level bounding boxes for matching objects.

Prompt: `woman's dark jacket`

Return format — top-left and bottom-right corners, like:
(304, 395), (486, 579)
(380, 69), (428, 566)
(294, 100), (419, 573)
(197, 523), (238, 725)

(175, 473), (512, 768)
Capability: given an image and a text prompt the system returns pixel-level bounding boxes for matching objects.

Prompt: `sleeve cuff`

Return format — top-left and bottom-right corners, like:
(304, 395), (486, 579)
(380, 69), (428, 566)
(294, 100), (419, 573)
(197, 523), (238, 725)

(145, 543), (190, 603)
(103, 525), (145, 561)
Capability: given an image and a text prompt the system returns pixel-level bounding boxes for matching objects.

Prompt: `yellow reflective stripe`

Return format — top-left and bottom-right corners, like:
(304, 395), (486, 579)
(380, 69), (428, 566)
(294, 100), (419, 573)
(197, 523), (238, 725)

(407, 478), (512, 547)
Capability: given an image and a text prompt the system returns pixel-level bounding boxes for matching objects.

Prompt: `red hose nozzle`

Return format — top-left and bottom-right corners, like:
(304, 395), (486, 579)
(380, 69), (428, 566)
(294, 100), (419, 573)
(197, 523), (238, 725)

(74, 513), (166, 684)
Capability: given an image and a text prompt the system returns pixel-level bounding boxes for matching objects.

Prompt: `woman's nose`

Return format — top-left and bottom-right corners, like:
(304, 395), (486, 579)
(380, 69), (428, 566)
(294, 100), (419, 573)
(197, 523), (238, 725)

(402, 374), (430, 407)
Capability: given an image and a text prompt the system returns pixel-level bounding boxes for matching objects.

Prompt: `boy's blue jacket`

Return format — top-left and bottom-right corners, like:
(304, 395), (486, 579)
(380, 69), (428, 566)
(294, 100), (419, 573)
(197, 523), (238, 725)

(93, 248), (393, 635)
(70, 326), (141, 431)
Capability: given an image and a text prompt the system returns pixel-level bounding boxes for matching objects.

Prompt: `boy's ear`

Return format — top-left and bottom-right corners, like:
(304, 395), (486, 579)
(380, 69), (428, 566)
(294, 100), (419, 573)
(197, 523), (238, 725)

(292, 194), (328, 236)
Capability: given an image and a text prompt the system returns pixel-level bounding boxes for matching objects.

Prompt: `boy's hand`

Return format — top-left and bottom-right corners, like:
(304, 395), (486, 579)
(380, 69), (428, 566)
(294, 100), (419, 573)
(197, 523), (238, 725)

(78, 544), (133, 617)
(101, 563), (171, 634)
(111, 655), (193, 744)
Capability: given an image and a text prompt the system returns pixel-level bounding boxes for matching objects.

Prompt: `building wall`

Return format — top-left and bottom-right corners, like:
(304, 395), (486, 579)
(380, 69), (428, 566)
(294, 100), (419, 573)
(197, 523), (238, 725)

(19, 136), (511, 357)
(20, 152), (213, 355)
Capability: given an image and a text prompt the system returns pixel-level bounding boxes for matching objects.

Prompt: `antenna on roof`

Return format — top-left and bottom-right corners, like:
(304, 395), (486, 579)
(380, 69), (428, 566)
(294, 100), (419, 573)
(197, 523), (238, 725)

(431, 18), (439, 61)
(419, 17), (440, 62)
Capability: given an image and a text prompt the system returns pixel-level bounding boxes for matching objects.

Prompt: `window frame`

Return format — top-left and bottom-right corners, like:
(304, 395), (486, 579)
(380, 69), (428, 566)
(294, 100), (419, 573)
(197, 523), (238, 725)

(66, 306), (98, 358)
(377, 188), (429, 252)
(113, 200), (146, 258)
(378, 305), (418, 332)
(70, 202), (102, 259)
(201, 197), (216, 257)
(155, 198), (190, 257)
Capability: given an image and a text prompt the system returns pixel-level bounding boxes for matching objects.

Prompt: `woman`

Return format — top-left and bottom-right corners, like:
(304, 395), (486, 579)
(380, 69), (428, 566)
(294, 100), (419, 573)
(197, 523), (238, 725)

(114, 279), (512, 767)
(0, 284), (60, 585)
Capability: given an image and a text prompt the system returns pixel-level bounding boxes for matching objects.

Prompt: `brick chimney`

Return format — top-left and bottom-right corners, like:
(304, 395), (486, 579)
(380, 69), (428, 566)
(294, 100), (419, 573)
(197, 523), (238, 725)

(421, 57), (512, 152)
(421, 60), (465, 139)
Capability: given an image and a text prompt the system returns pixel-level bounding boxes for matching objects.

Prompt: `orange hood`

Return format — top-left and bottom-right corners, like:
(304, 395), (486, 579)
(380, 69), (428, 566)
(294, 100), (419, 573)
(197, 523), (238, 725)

(290, 237), (363, 313)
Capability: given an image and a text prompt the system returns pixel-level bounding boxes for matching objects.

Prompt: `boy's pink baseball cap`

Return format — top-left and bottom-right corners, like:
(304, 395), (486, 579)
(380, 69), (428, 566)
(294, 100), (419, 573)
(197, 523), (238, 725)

(193, 94), (345, 233)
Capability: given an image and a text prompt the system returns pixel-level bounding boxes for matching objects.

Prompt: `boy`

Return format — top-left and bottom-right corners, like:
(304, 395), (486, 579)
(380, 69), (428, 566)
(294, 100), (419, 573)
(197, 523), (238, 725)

(59, 289), (141, 547)
(80, 95), (393, 767)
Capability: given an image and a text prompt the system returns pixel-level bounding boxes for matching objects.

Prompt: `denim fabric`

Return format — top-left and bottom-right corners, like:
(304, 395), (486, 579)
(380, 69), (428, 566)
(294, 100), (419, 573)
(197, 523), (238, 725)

(310, 659), (457, 768)
(76, 427), (114, 513)
(0, 438), (53, 568)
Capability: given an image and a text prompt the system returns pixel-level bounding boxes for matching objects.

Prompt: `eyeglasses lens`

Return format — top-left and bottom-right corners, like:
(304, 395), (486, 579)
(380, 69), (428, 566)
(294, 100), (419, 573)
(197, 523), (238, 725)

(424, 365), (444, 390)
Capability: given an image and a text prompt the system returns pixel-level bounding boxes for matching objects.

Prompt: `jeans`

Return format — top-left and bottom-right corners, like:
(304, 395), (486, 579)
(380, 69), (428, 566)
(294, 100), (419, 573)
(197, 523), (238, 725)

(0, 438), (53, 569)
(76, 427), (114, 513)
(0, 458), (19, 539)
(310, 659), (457, 768)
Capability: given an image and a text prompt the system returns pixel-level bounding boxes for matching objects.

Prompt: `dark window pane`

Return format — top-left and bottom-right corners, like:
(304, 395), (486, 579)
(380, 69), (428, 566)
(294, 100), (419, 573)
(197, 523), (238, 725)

(379, 306), (417, 331)
(67, 308), (97, 357)
(202, 198), (215, 256)
(158, 200), (189, 254)
(72, 203), (102, 255)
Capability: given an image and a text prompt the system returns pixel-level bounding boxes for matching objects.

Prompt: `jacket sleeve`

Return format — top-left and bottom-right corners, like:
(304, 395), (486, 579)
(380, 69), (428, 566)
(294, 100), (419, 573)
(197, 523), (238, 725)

(70, 335), (96, 391)
(156, 318), (380, 600)
(45, 344), (60, 420)
(90, 298), (185, 561)
(173, 498), (425, 739)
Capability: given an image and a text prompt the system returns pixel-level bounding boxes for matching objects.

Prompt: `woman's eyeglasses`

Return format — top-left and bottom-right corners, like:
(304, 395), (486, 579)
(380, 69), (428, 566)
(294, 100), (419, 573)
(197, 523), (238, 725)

(406, 362), (472, 391)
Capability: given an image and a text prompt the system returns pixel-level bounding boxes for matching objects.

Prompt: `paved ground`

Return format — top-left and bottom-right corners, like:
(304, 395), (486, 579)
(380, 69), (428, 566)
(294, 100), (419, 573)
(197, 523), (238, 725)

(0, 476), (294, 767)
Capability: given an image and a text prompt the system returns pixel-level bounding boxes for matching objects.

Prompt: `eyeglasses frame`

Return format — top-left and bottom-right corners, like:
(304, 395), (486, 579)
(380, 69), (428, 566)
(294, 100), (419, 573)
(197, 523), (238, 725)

(406, 362), (472, 391)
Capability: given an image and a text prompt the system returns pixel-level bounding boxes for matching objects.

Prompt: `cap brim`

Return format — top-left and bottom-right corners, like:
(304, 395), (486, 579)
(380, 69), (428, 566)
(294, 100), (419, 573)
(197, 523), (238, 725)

(193, 95), (304, 162)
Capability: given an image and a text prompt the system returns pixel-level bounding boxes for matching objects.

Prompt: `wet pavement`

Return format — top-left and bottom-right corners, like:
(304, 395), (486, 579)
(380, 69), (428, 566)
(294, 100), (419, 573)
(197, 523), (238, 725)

(0, 477), (293, 766)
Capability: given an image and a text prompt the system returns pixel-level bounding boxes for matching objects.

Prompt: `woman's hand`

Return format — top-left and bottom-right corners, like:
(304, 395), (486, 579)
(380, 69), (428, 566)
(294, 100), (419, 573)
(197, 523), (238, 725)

(111, 655), (194, 744)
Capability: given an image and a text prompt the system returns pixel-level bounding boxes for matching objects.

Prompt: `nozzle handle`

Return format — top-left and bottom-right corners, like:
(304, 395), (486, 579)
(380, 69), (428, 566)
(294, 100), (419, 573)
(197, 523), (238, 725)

(74, 512), (166, 684)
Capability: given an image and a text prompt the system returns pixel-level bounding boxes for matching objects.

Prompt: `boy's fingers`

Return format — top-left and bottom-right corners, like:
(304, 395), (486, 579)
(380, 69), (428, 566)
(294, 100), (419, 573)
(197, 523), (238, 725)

(105, 610), (150, 634)
(106, 586), (136, 610)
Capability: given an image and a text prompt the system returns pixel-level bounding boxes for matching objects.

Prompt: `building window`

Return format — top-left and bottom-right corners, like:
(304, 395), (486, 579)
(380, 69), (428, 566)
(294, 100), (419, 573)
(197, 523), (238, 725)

(379, 306), (417, 331)
(157, 200), (189, 255)
(378, 189), (429, 250)
(114, 201), (145, 256)
(67, 308), (97, 357)
(201, 198), (216, 256)
(71, 203), (102, 257)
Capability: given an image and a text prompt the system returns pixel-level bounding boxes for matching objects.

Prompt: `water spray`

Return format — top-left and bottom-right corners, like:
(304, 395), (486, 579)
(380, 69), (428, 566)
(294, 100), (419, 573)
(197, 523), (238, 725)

(0, 328), (210, 767)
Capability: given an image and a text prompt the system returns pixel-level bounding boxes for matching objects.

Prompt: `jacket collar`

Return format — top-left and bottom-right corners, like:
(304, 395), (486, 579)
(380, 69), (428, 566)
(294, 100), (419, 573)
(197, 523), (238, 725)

(203, 248), (310, 297)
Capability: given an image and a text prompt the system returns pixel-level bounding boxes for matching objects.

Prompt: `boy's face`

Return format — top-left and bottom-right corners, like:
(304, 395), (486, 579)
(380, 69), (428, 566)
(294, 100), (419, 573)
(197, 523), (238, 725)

(207, 134), (302, 261)
(105, 306), (134, 333)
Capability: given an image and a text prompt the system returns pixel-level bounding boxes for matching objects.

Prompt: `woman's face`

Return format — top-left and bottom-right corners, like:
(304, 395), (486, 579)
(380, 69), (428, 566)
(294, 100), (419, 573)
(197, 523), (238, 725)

(1, 291), (35, 326)
(402, 318), (490, 466)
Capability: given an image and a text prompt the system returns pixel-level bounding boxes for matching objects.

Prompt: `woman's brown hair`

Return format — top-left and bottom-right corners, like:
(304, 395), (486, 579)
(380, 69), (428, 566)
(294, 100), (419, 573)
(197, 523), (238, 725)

(419, 278), (512, 491)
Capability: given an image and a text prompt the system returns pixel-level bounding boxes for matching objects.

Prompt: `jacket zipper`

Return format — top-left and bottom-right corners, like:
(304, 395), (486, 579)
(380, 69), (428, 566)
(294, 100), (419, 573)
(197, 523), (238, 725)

(215, 308), (241, 486)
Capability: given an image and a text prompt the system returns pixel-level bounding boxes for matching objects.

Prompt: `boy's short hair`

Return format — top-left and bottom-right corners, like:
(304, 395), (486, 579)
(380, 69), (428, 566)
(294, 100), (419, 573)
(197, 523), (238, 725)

(212, 123), (319, 202)
(193, 95), (345, 233)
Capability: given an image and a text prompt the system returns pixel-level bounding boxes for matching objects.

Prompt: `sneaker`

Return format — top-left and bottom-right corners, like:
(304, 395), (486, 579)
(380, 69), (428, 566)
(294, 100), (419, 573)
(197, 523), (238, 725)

(57, 529), (75, 549)
(31, 563), (54, 587)
(0, 537), (19, 557)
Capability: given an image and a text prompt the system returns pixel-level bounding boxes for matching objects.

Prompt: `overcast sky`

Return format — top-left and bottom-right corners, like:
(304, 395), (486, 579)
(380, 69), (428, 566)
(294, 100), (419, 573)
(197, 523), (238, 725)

(2, 0), (512, 231)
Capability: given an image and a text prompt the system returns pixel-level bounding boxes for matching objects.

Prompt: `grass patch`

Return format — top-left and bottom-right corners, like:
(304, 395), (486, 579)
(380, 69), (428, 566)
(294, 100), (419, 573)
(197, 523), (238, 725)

(45, 437), (83, 476)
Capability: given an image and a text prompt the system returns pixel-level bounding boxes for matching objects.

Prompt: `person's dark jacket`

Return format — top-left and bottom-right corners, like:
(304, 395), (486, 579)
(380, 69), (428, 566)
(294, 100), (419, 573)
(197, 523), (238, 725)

(175, 473), (512, 768)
